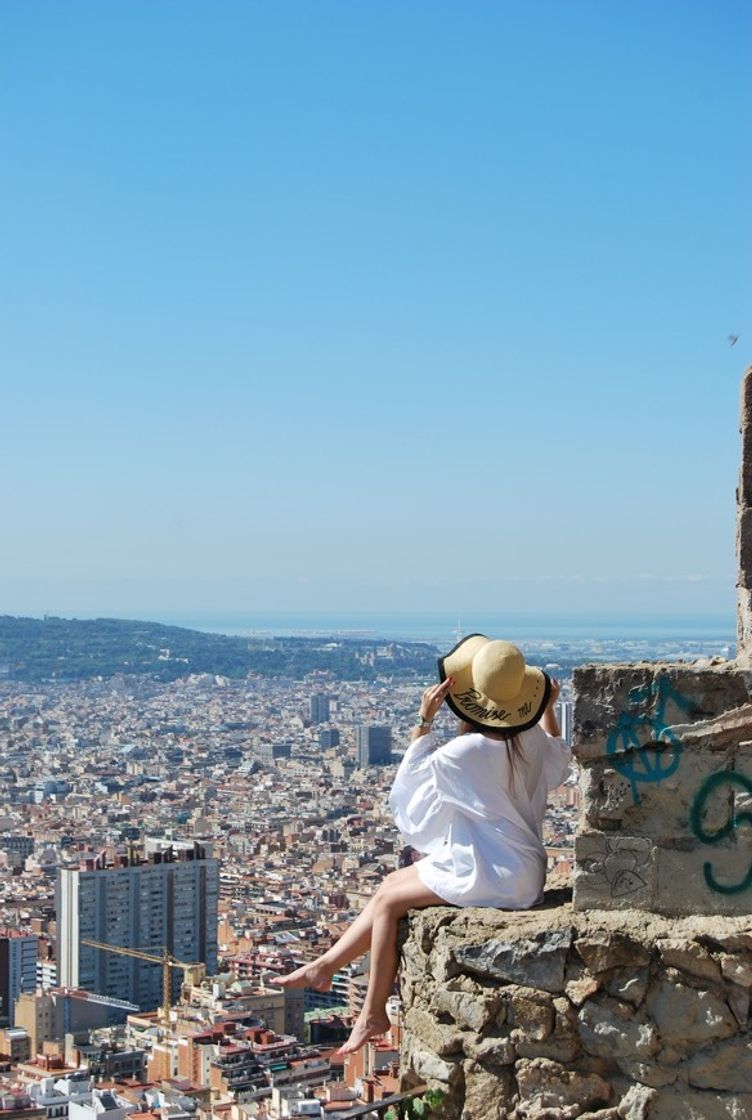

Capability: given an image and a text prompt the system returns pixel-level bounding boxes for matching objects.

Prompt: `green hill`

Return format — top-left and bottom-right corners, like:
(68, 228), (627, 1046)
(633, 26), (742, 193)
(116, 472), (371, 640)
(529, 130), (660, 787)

(0, 615), (440, 683)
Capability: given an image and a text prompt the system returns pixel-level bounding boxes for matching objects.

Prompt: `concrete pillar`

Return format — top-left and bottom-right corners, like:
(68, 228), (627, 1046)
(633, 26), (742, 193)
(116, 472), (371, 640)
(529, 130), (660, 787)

(572, 660), (752, 915)
(737, 367), (752, 665)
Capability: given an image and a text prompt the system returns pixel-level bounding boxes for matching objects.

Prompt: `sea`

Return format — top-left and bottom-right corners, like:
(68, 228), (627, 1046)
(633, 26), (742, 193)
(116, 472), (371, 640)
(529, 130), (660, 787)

(150, 610), (736, 652)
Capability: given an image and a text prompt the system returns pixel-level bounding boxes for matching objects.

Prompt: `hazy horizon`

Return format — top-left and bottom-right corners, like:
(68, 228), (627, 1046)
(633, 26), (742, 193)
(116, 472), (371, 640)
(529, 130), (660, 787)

(2, 605), (737, 638)
(0, 575), (739, 621)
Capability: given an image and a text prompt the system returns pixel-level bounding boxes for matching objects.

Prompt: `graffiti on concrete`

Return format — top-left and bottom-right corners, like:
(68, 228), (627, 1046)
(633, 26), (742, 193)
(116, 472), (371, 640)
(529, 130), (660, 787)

(689, 770), (752, 895)
(606, 677), (694, 805)
(591, 837), (652, 898)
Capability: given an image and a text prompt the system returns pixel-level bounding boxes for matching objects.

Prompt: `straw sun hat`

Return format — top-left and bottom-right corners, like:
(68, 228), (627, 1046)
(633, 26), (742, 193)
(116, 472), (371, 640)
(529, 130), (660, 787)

(438, 634), (551, 732)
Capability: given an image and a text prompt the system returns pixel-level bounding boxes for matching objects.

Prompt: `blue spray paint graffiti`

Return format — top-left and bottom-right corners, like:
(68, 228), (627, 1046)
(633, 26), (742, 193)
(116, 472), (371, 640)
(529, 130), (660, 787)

(689, 770), (752, 894)
(606, 677), (694, 805)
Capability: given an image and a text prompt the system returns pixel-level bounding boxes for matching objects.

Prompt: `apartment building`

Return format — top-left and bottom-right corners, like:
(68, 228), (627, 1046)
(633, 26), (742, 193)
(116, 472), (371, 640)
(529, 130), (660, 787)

(0, 929), (39, 1027)
(56, 841), (218, 1012)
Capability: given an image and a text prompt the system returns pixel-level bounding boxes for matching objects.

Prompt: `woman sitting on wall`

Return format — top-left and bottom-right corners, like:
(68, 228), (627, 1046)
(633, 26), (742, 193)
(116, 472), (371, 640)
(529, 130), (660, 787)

(273, 634), (572, 1054)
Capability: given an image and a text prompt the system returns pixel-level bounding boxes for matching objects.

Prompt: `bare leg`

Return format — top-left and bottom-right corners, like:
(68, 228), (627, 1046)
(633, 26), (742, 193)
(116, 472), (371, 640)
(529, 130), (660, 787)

(271, 864), (440, 994)
(336, 865), (445, 1055)
(270, 892), (379, 991)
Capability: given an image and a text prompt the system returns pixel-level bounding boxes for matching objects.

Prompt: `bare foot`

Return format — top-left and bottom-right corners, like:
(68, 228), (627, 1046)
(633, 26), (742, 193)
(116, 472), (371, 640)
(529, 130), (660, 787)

(335, 1011), (390, 1055)
(269, 960), (333, 991)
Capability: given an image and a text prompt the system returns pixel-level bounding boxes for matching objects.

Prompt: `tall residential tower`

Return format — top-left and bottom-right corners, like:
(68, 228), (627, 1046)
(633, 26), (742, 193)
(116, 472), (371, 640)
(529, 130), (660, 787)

(309, 694), (330, 724)
(0, 929), (38, 1026)
(56, 840), (218, 1012)
(357, 726), (392, 768)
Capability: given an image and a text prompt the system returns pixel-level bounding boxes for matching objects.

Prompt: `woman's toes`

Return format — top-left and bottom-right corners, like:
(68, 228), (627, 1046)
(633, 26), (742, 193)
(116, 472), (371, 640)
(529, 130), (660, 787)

(336, 1013), (390, 1055)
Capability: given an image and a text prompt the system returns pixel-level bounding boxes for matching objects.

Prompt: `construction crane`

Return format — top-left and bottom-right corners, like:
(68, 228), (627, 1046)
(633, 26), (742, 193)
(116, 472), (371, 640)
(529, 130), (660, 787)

(66, 988), (140, 1012)
(57, 988), (140, 1038)
(81, 939), (206, 1022)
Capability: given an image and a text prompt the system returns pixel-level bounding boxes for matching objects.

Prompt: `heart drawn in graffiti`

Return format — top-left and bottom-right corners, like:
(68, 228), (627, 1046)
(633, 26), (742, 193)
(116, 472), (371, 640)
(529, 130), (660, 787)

(591, 838), (652, 898)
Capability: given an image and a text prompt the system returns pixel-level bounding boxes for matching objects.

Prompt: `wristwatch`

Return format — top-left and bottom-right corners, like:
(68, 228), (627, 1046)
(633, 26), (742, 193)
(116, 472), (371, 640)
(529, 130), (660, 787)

(417, 716), (434, 729)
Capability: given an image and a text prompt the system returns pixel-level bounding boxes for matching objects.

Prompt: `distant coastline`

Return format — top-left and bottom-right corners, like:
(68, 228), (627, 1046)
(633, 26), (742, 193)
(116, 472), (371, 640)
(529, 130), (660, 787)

(136, 610), (736, 647)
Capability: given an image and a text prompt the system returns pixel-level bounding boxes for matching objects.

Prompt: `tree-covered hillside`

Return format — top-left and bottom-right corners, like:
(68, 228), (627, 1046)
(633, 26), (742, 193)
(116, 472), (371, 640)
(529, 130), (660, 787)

(0, 615), (440, 683)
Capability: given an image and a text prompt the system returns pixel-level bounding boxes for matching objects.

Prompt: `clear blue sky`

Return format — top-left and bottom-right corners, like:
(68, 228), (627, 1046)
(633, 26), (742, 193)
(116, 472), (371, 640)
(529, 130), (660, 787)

(2, 0), (750, 621)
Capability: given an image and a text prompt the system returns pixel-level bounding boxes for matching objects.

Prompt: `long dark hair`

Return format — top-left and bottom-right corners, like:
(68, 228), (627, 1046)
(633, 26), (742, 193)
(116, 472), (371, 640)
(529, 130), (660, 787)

(458, 720), (525, 792)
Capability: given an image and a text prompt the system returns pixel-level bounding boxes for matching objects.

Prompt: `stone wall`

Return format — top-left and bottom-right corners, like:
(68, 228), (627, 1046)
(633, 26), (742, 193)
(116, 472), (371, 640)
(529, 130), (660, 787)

(398, 898), (752, 1120)
(572, 660), (752, 916)
(737, 368), (752, 665)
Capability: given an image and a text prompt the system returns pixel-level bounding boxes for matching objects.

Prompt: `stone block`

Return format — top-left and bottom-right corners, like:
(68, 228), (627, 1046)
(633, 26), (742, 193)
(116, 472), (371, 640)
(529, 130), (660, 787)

(432, 986), (502, 1033)
(403, 1005), (464, 1057)
(515, 1057), (612, 1117)
(577, 997), (658, 1060)
(565, 976), (601, 1005)
(614, 1058), (678, 1089)
(739, 365), (752, 436)
(726, 985), (750, 1026)
(648, 1088), (752, 1119)
(410, 1045), (462, 1087)
(453, 929), (572, 993)
(687, 1038), (752, 1092)
(655, 938), (722, 984)
(601, 966), (649, 1008)
(737, 507), (752, 588)
(505, 986), (555, 1041)
(703, 930), (752, 952)
(737, 597), (752, 667)
(462, 1032), (516, 1067)
(581, 765), (634, 824)
(655, 844), (752, 917)
(575, 933), (651, 973)
(577, 826), (752, 917)
(645, 980), (737, 1048)
(461, 1059), (512, 1120)
(616, 1084), (657, 1120)
(720, 952), (752, 987)
(515, 996), (580, 1063)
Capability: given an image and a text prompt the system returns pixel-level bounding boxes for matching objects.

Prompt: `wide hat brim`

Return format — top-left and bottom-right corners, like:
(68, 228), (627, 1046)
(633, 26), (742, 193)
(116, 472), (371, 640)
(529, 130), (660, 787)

(438, 633), (550, 732)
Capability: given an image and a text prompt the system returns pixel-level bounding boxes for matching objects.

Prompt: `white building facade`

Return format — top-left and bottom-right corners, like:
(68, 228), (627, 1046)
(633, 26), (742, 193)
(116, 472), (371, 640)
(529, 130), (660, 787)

(56, 842), (219, 1012)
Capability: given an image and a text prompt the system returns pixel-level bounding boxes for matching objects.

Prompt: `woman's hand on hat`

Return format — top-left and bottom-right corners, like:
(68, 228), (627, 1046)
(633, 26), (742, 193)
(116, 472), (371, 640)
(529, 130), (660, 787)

(420, 678), (454, 722)
(541, 676), (562, 737)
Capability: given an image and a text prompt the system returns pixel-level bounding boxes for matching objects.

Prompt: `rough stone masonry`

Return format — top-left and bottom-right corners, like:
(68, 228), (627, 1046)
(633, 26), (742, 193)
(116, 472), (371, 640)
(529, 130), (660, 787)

(398, 899), (752, 1120)
(397, 368), (752, 1118)
(738, 368), (752, 667)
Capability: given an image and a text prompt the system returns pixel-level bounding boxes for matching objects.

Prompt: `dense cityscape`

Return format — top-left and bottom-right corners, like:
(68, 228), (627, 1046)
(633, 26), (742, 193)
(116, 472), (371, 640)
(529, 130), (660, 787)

(0, 620), (734, 1118)
(3, 0), (746, 1112)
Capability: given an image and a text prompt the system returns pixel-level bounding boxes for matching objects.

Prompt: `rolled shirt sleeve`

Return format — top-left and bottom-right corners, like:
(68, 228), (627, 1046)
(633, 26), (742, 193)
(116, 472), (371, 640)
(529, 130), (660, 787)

(388, 733), (454, 855)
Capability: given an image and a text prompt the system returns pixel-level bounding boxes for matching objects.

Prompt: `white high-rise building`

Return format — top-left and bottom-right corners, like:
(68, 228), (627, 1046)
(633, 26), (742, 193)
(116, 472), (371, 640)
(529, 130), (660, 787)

(555, 699), (574, 745)
(56, 841), (219, 1012)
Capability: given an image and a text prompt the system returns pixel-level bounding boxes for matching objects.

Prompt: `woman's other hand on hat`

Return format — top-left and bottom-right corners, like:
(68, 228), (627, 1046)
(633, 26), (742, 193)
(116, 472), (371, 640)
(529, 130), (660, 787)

(410, 679), (454, 742)
(420, 678), (454, 723)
